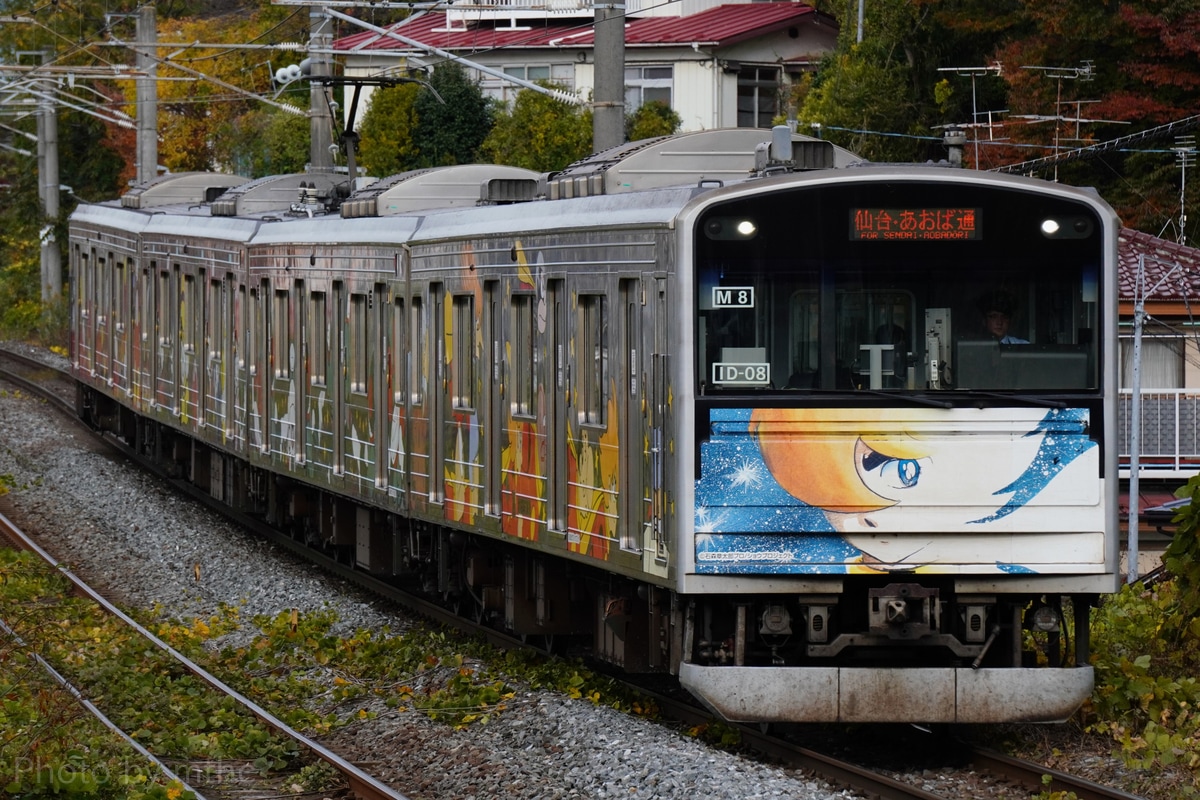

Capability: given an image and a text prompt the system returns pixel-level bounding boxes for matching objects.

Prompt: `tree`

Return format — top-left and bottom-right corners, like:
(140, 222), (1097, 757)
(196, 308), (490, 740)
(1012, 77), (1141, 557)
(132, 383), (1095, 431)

(221, 108), (311, 178)
(357, 83), (422, 177)
(412, 63), (495, 167)
(151, 6), (309, 173)
(626, 101), (681, 142)
(480, 85), (593, 172)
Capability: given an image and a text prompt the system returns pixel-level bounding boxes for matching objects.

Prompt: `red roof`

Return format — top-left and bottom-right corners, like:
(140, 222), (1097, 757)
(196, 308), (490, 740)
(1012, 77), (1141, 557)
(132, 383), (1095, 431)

(1118, 228), (1200, 303)
(334, 2), (821, 52)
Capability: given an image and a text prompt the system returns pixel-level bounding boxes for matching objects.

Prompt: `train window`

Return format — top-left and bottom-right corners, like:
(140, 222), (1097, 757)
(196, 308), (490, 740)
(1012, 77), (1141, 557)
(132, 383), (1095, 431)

(452, 294), (475, 410)
(392, 297), (405, 404)
(350, 293), (368, 394)
(156, 270), (167, 346)
(76, 249), (87, 317)
(98, 256), (109, 328)
(116, 261), (128, 334)
(311, 291), (326, 387)
(182, 274), (196, 355)
(139, 268), (150, 343)
(273, 288), (289, 379)
(247, 287), (258, 377)
(513, 293), (536, 417)
(411, 295), (425, 406)
(578, 294), (607, 426)
(208, 278), (224, 364)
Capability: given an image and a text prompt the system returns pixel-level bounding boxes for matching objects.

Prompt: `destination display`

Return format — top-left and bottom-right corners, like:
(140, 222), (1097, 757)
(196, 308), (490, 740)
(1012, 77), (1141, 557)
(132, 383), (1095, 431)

(850, 208), (981, 241)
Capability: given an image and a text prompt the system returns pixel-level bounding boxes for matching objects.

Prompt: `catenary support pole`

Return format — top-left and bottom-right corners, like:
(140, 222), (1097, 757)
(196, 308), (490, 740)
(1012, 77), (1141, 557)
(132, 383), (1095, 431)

(136, 5), (158, 185)
(592, 1), (625, 153)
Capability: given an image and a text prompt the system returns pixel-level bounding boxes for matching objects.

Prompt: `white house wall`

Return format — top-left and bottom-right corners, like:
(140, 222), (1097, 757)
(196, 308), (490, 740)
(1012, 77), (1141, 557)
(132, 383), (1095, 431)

(673, 59), (719, 130)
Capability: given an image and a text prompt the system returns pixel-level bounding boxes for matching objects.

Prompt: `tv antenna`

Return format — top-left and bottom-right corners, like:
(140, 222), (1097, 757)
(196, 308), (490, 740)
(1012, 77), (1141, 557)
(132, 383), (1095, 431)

(1020, 61), (1101, 180)
(937, 63), (1002, 168)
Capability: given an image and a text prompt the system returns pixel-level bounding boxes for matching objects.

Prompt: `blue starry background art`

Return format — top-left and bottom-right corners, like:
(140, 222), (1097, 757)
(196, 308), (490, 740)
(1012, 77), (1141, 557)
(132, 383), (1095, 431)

(694, 408), (860, 573)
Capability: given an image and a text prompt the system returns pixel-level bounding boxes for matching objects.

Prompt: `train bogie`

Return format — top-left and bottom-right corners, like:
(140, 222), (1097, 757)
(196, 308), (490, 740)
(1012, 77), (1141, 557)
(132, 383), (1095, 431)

(69, 131), (1121, 724)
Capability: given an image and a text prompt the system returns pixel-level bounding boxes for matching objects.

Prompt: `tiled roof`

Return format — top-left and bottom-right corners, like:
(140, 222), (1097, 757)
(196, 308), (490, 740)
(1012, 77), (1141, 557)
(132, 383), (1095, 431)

(334, 2), (820, 52)
(1119, 228), (1200, 303)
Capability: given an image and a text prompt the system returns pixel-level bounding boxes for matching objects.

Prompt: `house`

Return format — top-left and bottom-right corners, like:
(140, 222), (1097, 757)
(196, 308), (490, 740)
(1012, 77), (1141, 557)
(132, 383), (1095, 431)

(1116, 229), (1200, 528)
(333, 0), (837, 133)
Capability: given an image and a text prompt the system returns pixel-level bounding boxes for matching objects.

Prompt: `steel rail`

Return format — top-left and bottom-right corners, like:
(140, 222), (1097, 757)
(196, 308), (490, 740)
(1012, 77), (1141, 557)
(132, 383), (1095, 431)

(0, 598), (207, 799)
(968, 746), (1147, 800)
(0, 508), (411, 800)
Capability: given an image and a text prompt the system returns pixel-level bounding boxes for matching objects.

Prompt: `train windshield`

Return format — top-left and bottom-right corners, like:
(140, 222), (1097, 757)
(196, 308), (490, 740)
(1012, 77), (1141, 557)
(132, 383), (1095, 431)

(694, 177), (1105, 394)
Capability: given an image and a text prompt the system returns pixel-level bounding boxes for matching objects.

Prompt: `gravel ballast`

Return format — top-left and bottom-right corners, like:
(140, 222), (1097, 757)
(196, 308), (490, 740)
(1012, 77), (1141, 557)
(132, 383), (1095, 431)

(0, 347), (864, 800)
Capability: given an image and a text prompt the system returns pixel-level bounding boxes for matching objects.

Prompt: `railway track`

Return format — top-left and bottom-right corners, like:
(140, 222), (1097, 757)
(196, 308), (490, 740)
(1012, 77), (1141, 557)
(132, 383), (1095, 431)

(0, 343), (1150, 800)
(0, 508), (410, 800)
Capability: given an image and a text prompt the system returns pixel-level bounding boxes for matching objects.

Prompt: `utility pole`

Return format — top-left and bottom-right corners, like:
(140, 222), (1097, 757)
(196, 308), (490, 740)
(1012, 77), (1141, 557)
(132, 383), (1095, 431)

(309, 7), (334, 172)
(592, 0), (625, 152)
(1175, 136), (1196, 246)
(37, 48), (61, 302)
(136, 5), (158, 185)
(1127, 254), (1182, 583)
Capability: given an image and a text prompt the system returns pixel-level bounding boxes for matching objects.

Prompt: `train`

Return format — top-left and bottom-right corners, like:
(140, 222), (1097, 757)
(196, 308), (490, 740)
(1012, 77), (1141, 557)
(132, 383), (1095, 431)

(69, 127), (1122, 724)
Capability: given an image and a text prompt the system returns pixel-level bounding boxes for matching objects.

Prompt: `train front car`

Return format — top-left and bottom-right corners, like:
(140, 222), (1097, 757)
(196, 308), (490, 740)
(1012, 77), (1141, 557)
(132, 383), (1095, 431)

(674, 167), (1121, 724)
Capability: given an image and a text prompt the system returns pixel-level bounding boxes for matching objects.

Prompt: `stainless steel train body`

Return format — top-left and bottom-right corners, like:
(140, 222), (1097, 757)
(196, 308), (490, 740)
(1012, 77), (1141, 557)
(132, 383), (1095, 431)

(69, 128), (1121, 724)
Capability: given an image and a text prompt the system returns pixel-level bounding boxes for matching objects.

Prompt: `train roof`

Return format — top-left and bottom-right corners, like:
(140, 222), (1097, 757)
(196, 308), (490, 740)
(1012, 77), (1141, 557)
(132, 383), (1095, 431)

(120, 171), (248, 209)
(409, 184), (707, 243)
(341, 164), (542, 218)
(209, 172), (349, 217)
(544, 128), (861, 199)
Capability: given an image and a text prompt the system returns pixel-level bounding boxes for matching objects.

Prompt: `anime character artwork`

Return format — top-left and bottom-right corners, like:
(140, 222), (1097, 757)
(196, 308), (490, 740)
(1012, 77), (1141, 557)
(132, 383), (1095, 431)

(694, 406), (1103, 574)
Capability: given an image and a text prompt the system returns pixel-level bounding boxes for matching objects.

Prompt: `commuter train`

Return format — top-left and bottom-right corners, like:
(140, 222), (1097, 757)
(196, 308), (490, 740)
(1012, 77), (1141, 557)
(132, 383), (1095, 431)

(69, 127), (1122, 724)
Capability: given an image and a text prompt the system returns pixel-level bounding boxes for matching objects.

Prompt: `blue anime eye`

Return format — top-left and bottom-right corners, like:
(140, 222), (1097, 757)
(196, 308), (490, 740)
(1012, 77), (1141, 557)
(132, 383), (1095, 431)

(884, 458), (921, 488)
(862, 450), (922, 489)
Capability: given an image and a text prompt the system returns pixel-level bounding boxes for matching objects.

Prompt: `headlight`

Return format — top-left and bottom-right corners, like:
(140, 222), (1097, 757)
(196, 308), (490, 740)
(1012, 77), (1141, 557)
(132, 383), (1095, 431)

(1030, 605), (1060, 632)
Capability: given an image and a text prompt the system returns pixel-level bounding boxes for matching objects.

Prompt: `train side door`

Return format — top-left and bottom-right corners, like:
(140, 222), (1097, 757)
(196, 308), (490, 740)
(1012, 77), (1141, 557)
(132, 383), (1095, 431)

(342, 283), (382, 490)
(115, 257), (131, 391)
(547, 278), (566, 531)
(644, 278), (669, 575)
(429, 284), (445, 503)
(373, 283), (388, 490)
(248, 280), (268, 454)
(134, 265), (152, 408)
(408, 291), (430, 504)
(619, 278), (642, 553)
(232, 281), (247, 449)
(181, 269), (201, 425)
(95, 254), (110, 382)
(307, 287), (332, 472)
(74, 247), (93, 375)
(268, 280), (298, 463)
(386, 293), (408, 506)
(155, 265), (177, 413)
(205, 274), (228, 434)
(564, 281), (615, 559)
(485, 281), (501, 517)
(444, 288), (481, 525)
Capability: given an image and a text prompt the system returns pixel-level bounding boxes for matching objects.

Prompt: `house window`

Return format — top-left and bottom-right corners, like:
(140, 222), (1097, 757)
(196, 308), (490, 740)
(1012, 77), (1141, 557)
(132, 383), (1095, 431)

(1120, 334), (1184, 388)
(737, 66), (780, 128)
(476, 64), (574, 104)
(625, 65), (672, 111)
